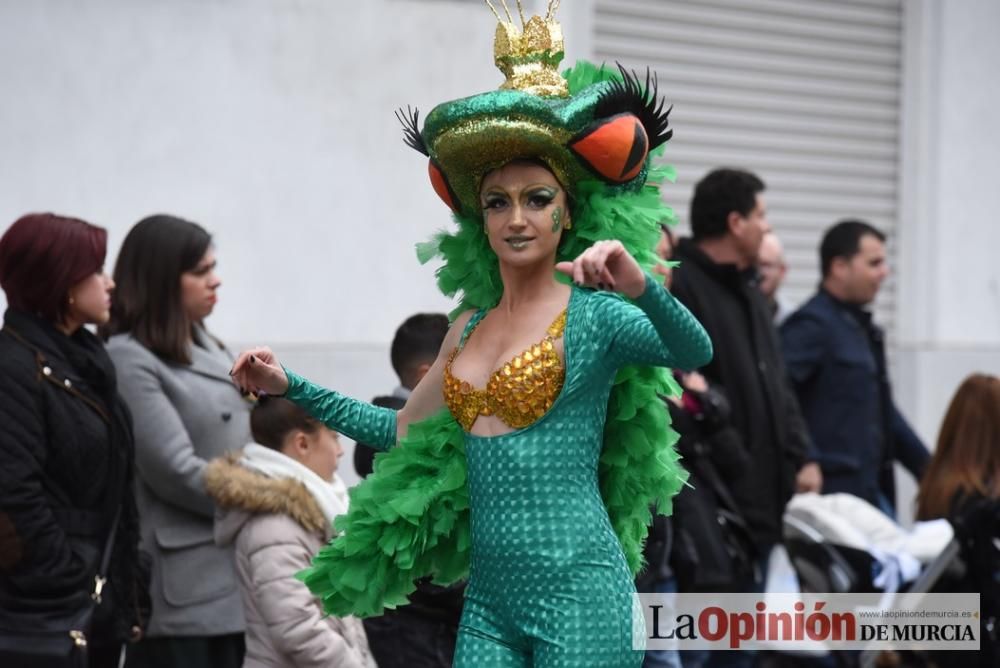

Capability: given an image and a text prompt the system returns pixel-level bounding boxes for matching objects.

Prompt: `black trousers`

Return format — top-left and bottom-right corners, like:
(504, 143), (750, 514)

(125, 634), (244, 668)
(89, 642), (125, 668)
(364, 614), (457, 668)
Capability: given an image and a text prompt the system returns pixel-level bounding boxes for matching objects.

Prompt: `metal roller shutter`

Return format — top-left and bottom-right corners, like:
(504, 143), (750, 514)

(593, 0), (903, 334)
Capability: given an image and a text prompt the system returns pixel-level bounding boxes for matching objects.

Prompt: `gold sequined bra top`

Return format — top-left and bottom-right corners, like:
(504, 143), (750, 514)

(444, 310), (568, 432)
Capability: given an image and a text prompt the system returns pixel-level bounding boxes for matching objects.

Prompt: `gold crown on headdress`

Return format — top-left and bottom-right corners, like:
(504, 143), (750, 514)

(486, 0), (568, 98)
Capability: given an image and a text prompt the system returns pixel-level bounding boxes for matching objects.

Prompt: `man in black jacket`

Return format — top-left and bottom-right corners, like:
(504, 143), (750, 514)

(670, 168), (818, 578)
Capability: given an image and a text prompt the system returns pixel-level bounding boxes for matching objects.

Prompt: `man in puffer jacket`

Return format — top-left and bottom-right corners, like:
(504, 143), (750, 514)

(206, 397), (377, 668)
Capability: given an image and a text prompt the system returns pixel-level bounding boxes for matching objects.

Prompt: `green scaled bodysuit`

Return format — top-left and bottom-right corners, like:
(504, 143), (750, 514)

(286, 273), (711, 667)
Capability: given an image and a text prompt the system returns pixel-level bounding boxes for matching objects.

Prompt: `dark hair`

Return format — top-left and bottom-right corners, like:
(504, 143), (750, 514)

(819, 219), (886, 278)
(689, 168), (765, 240)
(390, 313), (449, 387)
(102, 214), (212, 364)
(0, 213), (107, 323)
(251, 396), (323, 451)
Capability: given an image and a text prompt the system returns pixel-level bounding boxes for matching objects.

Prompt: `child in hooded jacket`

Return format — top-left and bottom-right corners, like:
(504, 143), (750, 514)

(206, 396), (377, 668)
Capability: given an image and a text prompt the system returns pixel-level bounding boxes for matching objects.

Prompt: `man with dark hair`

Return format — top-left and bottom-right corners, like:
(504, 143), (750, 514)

(670, 168), (817, 597)
(352, 312), (461, 668)
(689, 168), (766, 242)
(389, 313), (450, 394)
(781, 220), (928, 516)
(355, 312), (448, 475)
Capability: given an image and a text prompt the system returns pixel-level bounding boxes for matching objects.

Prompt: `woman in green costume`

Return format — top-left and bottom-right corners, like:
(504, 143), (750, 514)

(232, 3), (712, 666)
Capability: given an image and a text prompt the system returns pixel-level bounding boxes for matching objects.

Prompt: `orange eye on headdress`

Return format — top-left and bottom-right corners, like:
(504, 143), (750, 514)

(570, 113), (649, 183)
(428, 160), (459, 213)
(571, 64), (673, 184)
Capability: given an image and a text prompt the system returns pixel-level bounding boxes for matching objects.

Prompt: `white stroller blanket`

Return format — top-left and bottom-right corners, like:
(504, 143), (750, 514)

(785, 493), (953, 592)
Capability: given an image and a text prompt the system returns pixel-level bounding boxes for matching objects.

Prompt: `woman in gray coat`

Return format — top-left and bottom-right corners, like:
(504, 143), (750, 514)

(104, 215), (249, 668)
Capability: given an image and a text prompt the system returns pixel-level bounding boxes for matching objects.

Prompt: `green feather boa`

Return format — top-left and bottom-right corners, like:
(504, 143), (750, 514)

(298, 61), (687, 618)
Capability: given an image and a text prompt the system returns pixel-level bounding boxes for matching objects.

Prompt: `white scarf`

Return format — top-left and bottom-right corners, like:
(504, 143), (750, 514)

(240, 443), (350, 526)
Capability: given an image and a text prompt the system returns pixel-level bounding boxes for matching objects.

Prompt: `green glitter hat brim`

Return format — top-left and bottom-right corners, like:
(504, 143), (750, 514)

(423, 82), (646, 215)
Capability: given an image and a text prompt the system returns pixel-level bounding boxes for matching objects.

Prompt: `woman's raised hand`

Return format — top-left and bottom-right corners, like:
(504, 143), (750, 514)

(230, 346), (289, 396)
(555, 240), (647, 299)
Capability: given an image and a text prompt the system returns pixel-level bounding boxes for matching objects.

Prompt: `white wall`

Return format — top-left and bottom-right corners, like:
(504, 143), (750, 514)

(893, 0), (1000, 518)
(0, 0), (593, 485)
(3, 0), (997, 493)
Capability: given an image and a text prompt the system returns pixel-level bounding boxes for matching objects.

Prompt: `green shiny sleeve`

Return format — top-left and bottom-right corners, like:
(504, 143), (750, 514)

(601, 273), (713, 371)
(283, 369), (397, 451)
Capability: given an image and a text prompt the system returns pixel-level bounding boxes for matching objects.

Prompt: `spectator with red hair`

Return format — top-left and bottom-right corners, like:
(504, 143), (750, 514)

(0, 213), (148, 667)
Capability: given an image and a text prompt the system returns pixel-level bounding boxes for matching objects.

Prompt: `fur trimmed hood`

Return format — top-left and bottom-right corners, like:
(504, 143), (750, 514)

(205, 452), (329, 545)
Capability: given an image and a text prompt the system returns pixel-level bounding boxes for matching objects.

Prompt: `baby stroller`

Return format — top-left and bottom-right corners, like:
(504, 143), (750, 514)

(782, 493), (999, 668)
(783, 493), (951, 596)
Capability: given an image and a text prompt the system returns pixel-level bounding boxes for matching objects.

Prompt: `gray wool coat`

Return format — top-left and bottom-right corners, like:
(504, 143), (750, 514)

(107, 329), (251, 637)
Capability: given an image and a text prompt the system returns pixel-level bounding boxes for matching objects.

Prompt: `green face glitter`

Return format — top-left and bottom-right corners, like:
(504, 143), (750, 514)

(551, 206), (563, 232)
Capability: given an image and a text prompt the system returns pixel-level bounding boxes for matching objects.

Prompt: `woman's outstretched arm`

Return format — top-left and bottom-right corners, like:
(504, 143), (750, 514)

(230, 311), (474, 449)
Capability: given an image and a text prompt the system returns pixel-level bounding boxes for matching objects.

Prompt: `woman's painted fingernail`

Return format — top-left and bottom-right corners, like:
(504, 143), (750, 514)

(249, 355), (256, 364)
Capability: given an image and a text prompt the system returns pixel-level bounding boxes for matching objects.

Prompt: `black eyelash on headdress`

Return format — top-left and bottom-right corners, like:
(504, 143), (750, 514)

(594, 63), (673, 150)
(396, 105), (429, 156)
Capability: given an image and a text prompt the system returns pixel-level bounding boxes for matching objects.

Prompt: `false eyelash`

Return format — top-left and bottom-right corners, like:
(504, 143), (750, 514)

(395, 105), (429, 156)
(594, 63), (674, 150)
